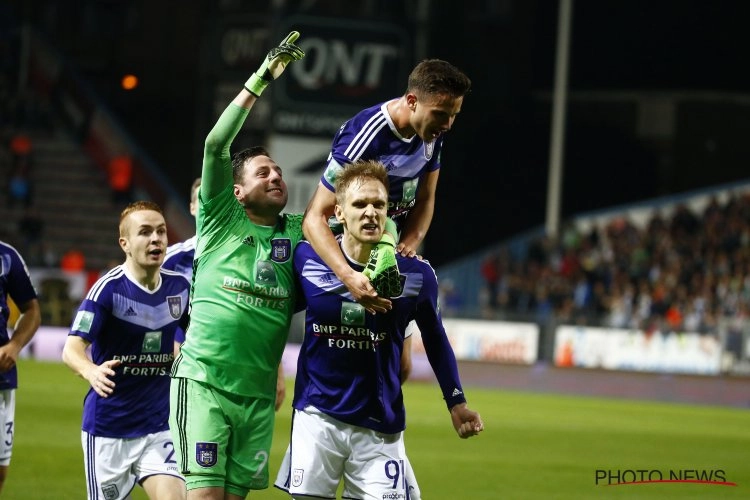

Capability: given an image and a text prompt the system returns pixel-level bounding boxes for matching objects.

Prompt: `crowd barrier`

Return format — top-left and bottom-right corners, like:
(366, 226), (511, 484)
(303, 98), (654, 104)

(20, 320), (727, 379)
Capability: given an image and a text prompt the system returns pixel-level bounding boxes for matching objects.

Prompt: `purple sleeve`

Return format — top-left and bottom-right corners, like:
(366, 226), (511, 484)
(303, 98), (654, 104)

(69, 297), (108, 345)
(6, 249), (37, 305)
(414, 263), (467, 409)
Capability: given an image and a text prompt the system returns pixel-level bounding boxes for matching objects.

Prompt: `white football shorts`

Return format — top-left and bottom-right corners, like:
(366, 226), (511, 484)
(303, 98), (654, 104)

(274, 406), (421, 499)
(81, 429), (183, 500)
(0, 389), (15, 466)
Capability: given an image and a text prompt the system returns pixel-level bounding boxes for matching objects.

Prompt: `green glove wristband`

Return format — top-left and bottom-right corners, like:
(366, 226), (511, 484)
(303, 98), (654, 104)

(379, 218), (398, 247)
(244, 73), (268, 97)
(379, 232), (396, 247)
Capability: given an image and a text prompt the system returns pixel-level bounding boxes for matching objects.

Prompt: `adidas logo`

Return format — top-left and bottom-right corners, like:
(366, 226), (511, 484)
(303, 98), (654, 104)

(242, 236), (255, 246)
(124, 306), (137, 316)
(451, 388), (463, 397)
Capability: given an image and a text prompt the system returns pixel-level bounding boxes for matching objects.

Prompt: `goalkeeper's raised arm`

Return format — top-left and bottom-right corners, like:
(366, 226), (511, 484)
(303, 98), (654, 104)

(170, 31), (307, 499)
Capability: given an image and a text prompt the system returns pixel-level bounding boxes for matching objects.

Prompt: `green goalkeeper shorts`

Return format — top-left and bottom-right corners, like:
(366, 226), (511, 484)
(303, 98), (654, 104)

(169, 377), (275, 496)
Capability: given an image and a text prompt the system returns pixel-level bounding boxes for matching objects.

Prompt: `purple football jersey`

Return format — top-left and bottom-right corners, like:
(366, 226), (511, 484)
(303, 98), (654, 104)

(321, 101), (444, 229)
(292, 241), (465, 434)
(69, 265), (190, 438)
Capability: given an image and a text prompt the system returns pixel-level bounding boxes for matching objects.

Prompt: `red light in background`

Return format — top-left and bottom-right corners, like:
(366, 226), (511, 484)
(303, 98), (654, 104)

(121, 74), (139, 90)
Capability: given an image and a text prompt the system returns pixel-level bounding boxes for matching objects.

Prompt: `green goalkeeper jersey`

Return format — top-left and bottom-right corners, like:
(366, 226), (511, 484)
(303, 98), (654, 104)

(172, 103), (304, 399)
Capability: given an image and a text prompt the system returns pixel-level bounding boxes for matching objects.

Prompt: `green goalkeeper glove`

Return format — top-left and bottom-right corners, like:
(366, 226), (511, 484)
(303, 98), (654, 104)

(245, 31), (305, 97)
(363, 231), (404, 298)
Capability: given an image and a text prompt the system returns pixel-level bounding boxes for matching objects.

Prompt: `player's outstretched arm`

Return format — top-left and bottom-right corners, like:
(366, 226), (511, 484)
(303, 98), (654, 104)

(204, 31), (305, 198)
(450, 402), (484, 439)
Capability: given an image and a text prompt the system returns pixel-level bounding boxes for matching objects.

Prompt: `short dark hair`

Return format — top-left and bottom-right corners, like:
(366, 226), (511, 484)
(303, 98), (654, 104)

(232, 146), (270, 183)
(407, 59), (471, 99)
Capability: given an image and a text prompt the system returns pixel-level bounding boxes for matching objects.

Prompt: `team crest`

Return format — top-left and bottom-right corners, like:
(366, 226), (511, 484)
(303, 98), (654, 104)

(102, 484), (119, 500)
(424, 140), (435, 160)
(142, 331), (162, 353)
(195, 442), (218, 468)
(256, 260), (277, 285)
(292, 468), (305, 487)
(401, 179), (418, 203)
(167, 295), (183, 319)
(341, 302), (365, 326)
(271, 238), (291, 262)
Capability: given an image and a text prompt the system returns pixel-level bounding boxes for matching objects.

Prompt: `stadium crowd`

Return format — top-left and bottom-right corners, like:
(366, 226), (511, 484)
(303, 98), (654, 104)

(480, 192), (750, 358)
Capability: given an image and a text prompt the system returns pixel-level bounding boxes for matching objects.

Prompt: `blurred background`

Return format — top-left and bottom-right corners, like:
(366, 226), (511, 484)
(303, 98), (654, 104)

(3, 0), (750, 381)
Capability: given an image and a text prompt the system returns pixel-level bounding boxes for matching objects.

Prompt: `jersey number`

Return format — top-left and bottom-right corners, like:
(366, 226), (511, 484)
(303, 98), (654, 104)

(163, 441), (176, 464)
(384, 459), (405, 490)
(253, 450), (269, 478)
(3, 422), (12, 447)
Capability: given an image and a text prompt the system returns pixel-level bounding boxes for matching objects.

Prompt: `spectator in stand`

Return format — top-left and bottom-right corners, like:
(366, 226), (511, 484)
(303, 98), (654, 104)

(108, 155), (134, 206)
(7, 164), (32, 209)
(17, 206), (44, 266)
(438, 278), (463, 317)
(60, 248), (86, 273)
(9, 131), (32, 171)
(480, 253), (500, 311)
(481, 190), (750, 365)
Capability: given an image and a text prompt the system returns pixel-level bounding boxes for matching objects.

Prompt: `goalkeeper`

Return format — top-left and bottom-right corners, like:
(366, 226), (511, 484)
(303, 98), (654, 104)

(302, 59), (471, 312)
(169, 31), (304, 499)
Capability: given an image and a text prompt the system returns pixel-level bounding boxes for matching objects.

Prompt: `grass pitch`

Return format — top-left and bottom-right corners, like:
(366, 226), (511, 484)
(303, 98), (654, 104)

(6, 359), (749, 499)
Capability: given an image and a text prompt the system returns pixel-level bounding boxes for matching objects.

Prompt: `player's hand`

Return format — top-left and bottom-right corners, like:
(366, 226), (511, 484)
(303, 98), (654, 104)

(450, 403), (484, 439)
(0, 344), (20, 373)
(245, 31), (305, 97)
(86, 359), (121, 398)
(341, 270), (392, 314)
(396, 241), (418, 258)
(363, 237), (404, 298)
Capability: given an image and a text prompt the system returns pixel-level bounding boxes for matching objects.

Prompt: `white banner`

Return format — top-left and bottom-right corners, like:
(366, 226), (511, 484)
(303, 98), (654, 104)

(553, 325), (722, 375)
(411, 319), (539, 365)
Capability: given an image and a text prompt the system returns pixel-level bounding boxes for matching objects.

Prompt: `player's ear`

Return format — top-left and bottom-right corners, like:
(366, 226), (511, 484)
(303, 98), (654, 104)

(406, 93), (418, 111)
(119, 236), (129, 254)
(334, 204), (345, 224)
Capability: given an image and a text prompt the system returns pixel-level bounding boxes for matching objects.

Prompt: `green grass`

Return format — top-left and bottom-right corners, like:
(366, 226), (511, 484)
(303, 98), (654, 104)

(5, 359), (749, 499)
